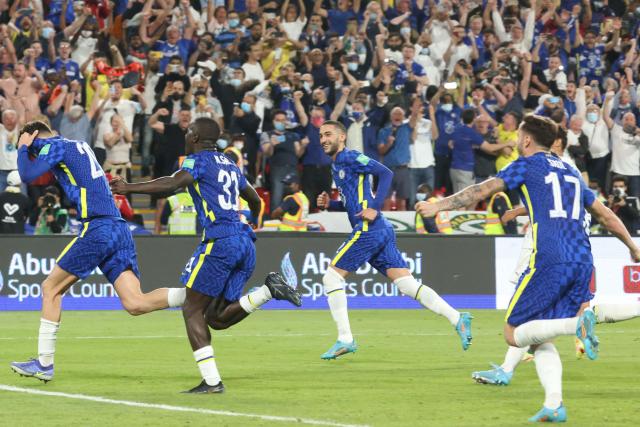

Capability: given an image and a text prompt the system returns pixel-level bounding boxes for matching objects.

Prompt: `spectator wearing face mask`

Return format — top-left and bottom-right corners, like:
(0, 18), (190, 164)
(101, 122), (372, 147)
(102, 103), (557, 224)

(261, 110), (304, 210)
(603, 92), (640, 197)
(575, 86), (610, 192)
(293, 90), (332, 211)
(606, 175), (640, 235)
(211, 62), (257, 128)
(431, 88), (462, 195)
(59, 100), (93, 144)
(0, 171), (30, 234)
(332, 88), (381, 161)
(414, 183), (439, 234)
(229, 94), (262, 179)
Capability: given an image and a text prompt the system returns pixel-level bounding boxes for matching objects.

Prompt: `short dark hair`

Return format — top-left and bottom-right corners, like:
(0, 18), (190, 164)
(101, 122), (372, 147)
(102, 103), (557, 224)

(193, 117), (220, 144)
(556, 127), (567, 151)
(612, 175), (629, 186)
(461, 108), (476, 125)
(272, 109), (287, 120)
(321, 120), (347, 135)
(19, 120), (52, 139)
(520, 114), (558, 149)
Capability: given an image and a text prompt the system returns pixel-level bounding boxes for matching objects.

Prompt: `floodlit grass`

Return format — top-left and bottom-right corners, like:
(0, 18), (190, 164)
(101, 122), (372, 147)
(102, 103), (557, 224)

(1, 310), (638, 426)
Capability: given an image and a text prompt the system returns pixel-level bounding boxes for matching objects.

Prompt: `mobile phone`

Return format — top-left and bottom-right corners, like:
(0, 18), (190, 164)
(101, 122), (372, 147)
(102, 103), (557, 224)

(549, 96), (560, 103)
(444, 81), (458, 90)
(359, 80), (371, 88)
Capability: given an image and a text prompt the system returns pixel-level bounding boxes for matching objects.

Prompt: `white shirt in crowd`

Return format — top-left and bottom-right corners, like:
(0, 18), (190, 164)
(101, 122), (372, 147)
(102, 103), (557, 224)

(106, 137), (131, 164)
(95, 99), (141, 150)
(581, 119), (610, 159)
(446, 43), (472, 71)
(346, 119), (365, 153)
(143, 73), (160, 115)
(281, 17), (307, 42)
(242, 62), (265, 82)
(0, 124), (18, 170)
(414, 47), (441, 87)
(543, 69), (567, 91)
(610, 123), (640, 176)
(409, 118), (435, 169)
(72, 34), (98, 66)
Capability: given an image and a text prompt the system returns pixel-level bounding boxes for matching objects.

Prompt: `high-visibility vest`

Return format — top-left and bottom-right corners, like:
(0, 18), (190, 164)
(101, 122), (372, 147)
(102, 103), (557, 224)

(484, 192), (513, 235)
(224, 146), (243, 169)
(415, 197), (439, 234)
(435, 211), (453, 234)
(167, 192), (197, 235)
(279, 191), (309, 231)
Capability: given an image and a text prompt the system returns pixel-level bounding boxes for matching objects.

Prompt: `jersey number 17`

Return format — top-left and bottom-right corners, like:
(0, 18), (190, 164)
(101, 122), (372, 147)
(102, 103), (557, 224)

(545, 172), (581, 220)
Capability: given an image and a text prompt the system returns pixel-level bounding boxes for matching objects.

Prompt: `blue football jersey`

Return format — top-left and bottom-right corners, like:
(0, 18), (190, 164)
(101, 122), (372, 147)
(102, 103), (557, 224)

(332, 149), (391, 232)
(180, 150), (255, 240)
(30, 136), (120, 220)
(497, 152), (595, 267)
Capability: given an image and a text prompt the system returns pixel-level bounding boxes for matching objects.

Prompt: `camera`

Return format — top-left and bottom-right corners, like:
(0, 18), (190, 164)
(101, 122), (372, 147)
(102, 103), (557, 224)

(42, 194), (57, 209)
(612, 187), (626, 202)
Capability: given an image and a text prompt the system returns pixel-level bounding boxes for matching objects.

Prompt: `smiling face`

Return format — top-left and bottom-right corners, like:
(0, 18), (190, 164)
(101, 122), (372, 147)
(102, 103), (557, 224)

(319, 123), (346, 156)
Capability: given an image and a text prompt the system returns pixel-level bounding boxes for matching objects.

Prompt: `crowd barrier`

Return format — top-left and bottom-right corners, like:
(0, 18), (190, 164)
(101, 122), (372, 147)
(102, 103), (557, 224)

(0, 235), (638, 311)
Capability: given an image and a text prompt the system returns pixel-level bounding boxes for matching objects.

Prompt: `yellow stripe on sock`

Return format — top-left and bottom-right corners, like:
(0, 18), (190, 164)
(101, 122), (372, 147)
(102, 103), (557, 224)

(186, 241), (214, 288)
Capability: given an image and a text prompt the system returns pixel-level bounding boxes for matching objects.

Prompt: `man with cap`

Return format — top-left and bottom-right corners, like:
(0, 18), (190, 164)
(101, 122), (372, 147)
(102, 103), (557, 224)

(272, 173), (309, 232)
(0, 171), (30, 234)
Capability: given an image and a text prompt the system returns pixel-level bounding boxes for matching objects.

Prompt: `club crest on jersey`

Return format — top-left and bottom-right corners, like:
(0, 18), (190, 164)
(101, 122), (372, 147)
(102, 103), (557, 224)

(339, 169), (345, 179)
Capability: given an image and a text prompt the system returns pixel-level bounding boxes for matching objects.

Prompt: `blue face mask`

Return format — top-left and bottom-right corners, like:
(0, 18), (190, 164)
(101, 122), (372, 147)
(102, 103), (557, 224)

(230, 78), (241, 87)
(217, 139), (229, 149)
(352, 111), (363, 120)
(416, 193), (427, 202)
(41, 27), (54, 39)
(348, 62), (359, 71)
(587, 112), (598, 123)
(400, 27), (411, 37)
(274, 122), (286, 131)
(281, 87), (291, 94)
(369, 12), (377, 21)
(229, 19), (240, 28)
(303, 81), (312, 92)
(241, 102), (252, 113)
(441, 103), (453, 112)
(420, 47), (430, 56)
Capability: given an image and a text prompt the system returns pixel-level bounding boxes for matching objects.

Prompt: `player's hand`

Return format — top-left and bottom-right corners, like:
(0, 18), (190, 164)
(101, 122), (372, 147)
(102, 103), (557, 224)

(631, 247), (640, 263)
(109, 176), (129, 195)
(157, 108), (170, 116)
(415, 201), (439, 218)
(356, 208), (378, 222)
(317, 191), (330, 210)
(501, 208), (520, 225)
(18, 130), (38, 148)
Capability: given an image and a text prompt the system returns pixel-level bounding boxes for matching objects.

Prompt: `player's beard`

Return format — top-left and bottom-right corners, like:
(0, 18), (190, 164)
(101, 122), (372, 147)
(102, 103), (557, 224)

(516, 140), (525, 156)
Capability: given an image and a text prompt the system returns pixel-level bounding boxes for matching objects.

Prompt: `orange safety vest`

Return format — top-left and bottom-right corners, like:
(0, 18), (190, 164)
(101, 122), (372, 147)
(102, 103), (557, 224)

(415, 197), (439, 234)
(484, 192), (512, 235)
(435, 211), (453, 234)
(279, 192), (309, 231)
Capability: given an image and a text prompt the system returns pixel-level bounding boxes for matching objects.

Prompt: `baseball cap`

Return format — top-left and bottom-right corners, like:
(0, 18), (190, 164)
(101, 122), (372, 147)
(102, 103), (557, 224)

(281, 173), (300, 185)
(6, 170), (21, 186)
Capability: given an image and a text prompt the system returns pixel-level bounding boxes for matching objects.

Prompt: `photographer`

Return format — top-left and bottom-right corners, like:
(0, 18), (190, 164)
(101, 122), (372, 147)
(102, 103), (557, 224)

(31, 186), (68, 235)
(607, 176), (640, 235)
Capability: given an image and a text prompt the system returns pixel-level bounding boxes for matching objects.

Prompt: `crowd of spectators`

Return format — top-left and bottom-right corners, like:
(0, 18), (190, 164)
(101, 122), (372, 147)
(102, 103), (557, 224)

(0, 0), (640, 235)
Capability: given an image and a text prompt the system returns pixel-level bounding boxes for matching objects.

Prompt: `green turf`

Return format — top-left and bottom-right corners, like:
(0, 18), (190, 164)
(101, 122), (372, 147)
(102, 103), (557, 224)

(0, 310), (638, 426)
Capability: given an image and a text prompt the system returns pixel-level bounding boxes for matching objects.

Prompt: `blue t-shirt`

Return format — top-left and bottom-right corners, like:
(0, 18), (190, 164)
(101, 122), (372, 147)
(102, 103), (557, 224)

(497, 152), (595, 267)
(327, 9), (357, 36)
(450, 125), (484, 171)
(180, 150), (255, 241)
(435, 106), (462, 156)
(332, 149), (392, 232)
(301, 123), (332, 166)
(574, 44), (606, 79)
(54, 58), (80, 81)
(153, 39), (195, 72)
(394, 61), (426, 87)
(377, 123), (412, 168)
(29, 136), (121, 220)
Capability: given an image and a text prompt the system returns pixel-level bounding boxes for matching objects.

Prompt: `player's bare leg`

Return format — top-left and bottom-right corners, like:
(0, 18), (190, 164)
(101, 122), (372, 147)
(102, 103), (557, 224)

(113, 270), (185, 315)
(10, 266), (78, 381)
(182, 288), (224, 394)
(386, 268), (473, 350)
(206, 272), (302, 330)
(321, 266), (358, 360)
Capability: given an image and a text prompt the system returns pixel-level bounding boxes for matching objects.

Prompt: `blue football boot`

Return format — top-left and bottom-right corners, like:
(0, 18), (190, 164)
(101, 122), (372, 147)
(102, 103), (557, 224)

(10, 358), (54, 382)
(321, 340), (358, 360)
(528, 405), (567, 423)
(456, 312), (473, 350)
(576, 310), (599, 360)
(471, 363), (513, 385)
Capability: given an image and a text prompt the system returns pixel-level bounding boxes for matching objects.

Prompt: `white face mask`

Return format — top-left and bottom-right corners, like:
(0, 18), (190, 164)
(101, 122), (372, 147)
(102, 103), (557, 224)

(233, 141), (244, 150)
(81, 30), (93, 38)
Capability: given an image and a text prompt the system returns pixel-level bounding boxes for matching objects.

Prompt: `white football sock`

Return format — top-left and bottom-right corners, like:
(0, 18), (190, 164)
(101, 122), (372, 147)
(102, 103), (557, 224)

(534, 342), (563, 410)
(514, 318), (578, 347)
(239, 285), (272, 313)
(501, 345), (529, 373)
(593, 303), (640, 323)
(323, 268), (353, 343)
(167, 288), (186, 308)
(394, 276), (460, 326)
(194, 346), (221, 386)
(38, 318), (59, 367)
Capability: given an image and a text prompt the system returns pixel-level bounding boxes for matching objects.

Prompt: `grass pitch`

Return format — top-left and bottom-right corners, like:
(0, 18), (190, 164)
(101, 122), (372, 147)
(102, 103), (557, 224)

(0, 309), (638, 426)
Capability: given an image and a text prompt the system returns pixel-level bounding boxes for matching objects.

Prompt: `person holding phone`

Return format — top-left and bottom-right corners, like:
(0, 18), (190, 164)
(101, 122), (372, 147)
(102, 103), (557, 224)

(260, 110), (303, 210)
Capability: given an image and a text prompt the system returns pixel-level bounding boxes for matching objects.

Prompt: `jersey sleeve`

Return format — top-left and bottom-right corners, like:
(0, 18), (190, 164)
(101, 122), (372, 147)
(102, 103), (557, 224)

(37, 142), (66, 167)
(581, 179), (596, 208)
(180, 155), (199, 180)
(496, 157), (527, 190)
(237, 167), (248, 190)
(351, 152), (376, 174)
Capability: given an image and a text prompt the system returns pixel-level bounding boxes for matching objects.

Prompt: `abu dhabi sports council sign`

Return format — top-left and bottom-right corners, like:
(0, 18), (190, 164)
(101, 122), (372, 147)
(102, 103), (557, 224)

(495, 237), (640, 309)
(0, 234), (496, 311)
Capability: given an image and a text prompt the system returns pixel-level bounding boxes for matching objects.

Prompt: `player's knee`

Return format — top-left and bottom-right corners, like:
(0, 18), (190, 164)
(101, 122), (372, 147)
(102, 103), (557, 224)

(41, 278), (60, 300)
(207, 318), (230, 330)
(503, 325), (517, 347)
(322, 268), (345, 295)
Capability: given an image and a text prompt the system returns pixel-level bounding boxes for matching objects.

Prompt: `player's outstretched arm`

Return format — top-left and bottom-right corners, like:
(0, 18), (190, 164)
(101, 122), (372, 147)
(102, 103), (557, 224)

(416, 177), (506, 218)
(110, 170), (195, 196)
(240, 184), (263, 228)
(588, 199), (640, 261)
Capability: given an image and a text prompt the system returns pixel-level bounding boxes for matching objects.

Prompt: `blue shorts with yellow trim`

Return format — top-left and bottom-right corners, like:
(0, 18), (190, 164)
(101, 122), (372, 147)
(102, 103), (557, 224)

(506, 262), (594, 326)
(332, 225), (408, 274)
(180, 233), (256, 300)
(57, 217), (140, 284)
